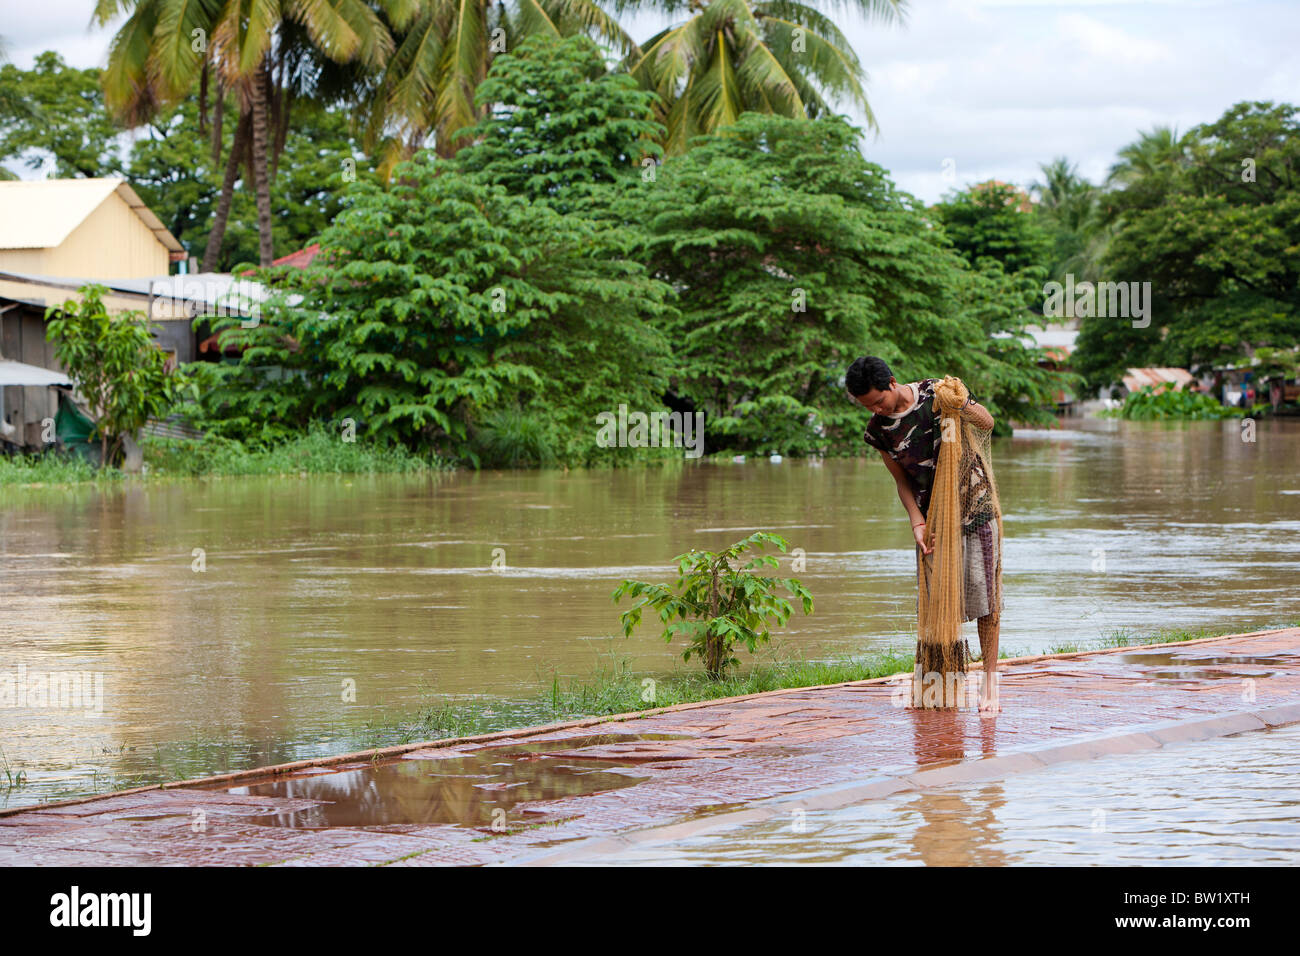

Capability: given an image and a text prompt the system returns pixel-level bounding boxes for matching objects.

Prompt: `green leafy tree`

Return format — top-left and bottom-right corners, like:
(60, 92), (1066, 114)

(195, 152), (673, 466)
(0, 51), (125, 177)
(931, 180), (1053, 279)
(127, 97), (377, 269)
(1030, 157), (1110, 283)
(45, 286), (185, 466)
(1074, 102), (1300, 389)
(609, 112), (1059, 455)
(123, 97), (221, 252)
(613, 531), (813, 679)
(454, 34), (663, 214)
(365, 0), (639, 166)
(97, 0), (393, 266)
(956, 260), (1070, 430)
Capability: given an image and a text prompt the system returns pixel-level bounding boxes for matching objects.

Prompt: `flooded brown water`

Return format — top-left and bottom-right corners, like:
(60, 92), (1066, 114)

(578, 722), (1300, 866)
(2, 417), (1299, 807)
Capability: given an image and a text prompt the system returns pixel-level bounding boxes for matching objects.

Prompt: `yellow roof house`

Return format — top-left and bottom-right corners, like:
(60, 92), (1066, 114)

(0, 179), (188, 449)
(0, 178), (185, 279)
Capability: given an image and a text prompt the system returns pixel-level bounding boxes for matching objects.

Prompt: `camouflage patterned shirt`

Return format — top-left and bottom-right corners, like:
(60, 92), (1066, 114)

(863, 379), (942, 516)
(863, 379), (993, 531)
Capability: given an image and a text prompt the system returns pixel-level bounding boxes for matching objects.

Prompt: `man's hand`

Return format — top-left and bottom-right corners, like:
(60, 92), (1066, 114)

(961, 400), (995, 431)
(913, 522), (933, 555)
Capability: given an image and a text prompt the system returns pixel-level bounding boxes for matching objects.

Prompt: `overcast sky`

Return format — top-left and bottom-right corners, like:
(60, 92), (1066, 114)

(4, 0), (1297, 203)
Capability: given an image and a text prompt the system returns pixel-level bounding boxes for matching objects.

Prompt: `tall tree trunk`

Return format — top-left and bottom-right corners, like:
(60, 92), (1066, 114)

(272, 87), (293, 182)
(198, 61), (208, 135)
(249, 63), (275, 267)
(202, 110), (250, 273)
(706, 564), (723, 679)
(210, 75), (225, 168)
(269, 54), (288, 182)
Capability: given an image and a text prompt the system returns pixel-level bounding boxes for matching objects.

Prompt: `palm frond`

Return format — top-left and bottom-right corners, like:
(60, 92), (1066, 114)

(533, 0), (641, 55)
(733, 30), (804, 118)
(434, 0), (489, 151)
(760, 14), (869, 117)
(102, 2), (164, 122)
(753, 0), (859, 61)
(150, 0), (222, 99)
(691, 29), (744, 131)
(288, 0), (394, 68)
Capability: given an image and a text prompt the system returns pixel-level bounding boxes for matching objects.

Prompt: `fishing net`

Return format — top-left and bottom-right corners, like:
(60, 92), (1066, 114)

(914, 376), (1003, 708)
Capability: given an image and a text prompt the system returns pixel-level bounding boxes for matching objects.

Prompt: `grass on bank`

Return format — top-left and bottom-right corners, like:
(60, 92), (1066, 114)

(0, 423), (448, 486)
(352, 620), (1297, 752)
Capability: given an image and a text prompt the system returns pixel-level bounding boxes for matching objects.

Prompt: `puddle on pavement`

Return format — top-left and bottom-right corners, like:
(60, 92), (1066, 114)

(219, 734), (689, 828)
(1111, 651), (1292, 681)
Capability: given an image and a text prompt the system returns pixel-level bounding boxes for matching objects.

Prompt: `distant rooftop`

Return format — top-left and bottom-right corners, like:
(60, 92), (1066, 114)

(0, 269), (269, 317)
(273, 243), (323, 269)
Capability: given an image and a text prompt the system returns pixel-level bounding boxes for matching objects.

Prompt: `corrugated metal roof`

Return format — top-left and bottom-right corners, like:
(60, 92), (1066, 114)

(1121, 367), (1195, 392)
(0, 178), (183, 253)
(0, 359), (71, 388)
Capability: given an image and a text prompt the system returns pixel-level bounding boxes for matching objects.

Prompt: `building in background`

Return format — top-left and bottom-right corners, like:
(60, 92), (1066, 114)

(0, 179), (242, 449)
(0, 178), (185, 278)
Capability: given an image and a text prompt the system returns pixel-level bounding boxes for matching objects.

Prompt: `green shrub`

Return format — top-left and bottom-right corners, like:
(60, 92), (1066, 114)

(469, 407), (558, 469)
(613, 532), (814, 679)
(45, 285), (186, 465)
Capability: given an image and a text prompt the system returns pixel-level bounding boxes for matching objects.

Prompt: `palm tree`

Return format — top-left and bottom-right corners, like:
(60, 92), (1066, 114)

(1106, 125), (1188, 188)
(97, 0), (394, 266)
(1032, 157), (1093, 226)
(1031, 157), (1111, 283)
(614, 0), (906, 155)
(363, 0), (640, 167)
(1098, 125), (1191, 239)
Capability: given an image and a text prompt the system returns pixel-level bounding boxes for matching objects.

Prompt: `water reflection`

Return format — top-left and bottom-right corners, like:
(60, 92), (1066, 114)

(578, 724), (1300, 865)
(227, 753), (646, 829)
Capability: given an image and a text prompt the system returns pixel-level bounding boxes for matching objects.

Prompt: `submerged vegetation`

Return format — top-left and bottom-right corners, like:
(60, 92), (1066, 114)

(0, 422), (446, 486)
(1100, 383), (1250, 421)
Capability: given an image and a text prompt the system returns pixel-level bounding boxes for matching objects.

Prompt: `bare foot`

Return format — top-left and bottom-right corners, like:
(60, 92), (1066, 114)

(978, 668), (999, 715)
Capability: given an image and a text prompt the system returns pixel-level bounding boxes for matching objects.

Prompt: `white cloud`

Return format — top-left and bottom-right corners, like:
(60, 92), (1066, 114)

(1055, 12), (1174, 62)
(2, 3), (118, 69)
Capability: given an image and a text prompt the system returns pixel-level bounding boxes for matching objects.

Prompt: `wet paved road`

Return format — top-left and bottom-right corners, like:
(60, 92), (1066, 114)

(2, 628), (1298, 866)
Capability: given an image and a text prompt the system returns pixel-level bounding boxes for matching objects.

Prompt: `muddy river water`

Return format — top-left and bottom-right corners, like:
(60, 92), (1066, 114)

(2, 417), (1298, 807)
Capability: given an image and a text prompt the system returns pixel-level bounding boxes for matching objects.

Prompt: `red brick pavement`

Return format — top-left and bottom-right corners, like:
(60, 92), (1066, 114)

(2, 628), (1297, 866)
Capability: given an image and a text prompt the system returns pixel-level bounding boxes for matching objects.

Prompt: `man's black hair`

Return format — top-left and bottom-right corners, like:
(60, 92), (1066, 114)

(845, 356), (893, 397)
